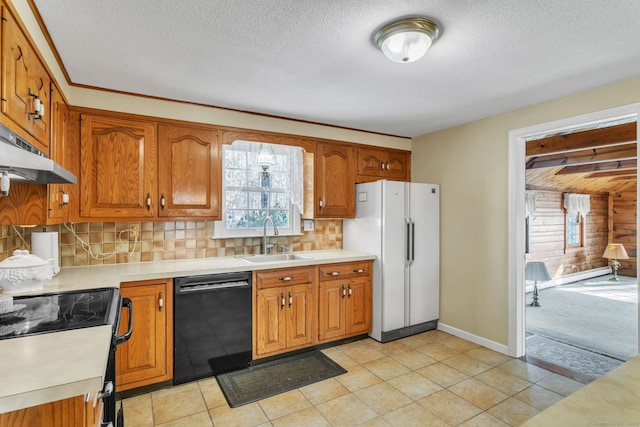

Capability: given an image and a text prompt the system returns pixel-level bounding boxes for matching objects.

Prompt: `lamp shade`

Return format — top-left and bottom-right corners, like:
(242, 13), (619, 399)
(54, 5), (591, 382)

(256, 143), (277, 168)
(525, 262), (551, 282)
(602, 243), (629, 260)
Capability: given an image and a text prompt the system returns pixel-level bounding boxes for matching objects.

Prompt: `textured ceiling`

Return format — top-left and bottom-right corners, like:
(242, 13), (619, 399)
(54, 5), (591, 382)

(32, 0), (640, 138)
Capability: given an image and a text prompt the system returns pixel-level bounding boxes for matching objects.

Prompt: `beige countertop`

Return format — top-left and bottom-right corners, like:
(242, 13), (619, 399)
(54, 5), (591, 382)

(522, 355), (640, 426)
(0, 249), (375, 413)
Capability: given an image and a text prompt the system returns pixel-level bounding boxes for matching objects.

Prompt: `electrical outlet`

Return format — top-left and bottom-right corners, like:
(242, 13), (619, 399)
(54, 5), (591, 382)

(130, 224), (139, 240)
(303, 219), (314, 231)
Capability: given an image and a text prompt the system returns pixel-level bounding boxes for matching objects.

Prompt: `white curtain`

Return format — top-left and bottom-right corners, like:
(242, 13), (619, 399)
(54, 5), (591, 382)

(228, 141), (304, 214)
(525, 190), (536, 218)
(564, 193), (590, 217)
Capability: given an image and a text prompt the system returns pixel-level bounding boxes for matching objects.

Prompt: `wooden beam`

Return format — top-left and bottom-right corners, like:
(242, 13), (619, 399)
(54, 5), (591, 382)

(526, 143), (636, 169)
(586, 169), (637, 179)
(555, 159), (637, 175)
(526, 122), (636, 156)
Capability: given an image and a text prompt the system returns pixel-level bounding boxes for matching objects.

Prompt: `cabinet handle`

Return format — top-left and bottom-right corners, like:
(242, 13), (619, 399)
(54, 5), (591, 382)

(353, 269), (365, 273)
(348, 284), (353, 297)
(380, 161), (385, 170)
(161, 193), (166, 209)
(328, 271), (340, 276)
(279, 276), (293, 281)
(288, 291), (292, 307)
(341, 284), (346, 299)
(146, 193), (152, 210)
(319, 198), (323, 208)
(159, 292), (163, 311)
(280, 293), (285, 308)
(97, 381), (113, 400)
(385, 162), (390, 171)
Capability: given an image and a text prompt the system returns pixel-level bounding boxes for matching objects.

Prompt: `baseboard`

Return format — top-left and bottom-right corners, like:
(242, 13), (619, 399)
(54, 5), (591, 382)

(437, 322), (509, 356)
(526, 267), (611, 293)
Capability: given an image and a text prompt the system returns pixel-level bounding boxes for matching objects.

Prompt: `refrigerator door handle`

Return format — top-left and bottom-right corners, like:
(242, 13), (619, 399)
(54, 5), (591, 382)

(405, 218), (411, 264)
(410, 219), (416, 263)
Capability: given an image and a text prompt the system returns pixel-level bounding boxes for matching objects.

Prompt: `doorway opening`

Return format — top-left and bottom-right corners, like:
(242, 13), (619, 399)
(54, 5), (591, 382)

(508, 103), (640, 381)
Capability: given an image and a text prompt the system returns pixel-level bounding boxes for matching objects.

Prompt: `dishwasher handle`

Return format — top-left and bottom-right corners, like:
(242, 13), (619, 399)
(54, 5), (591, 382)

(178, 280), (250, 293)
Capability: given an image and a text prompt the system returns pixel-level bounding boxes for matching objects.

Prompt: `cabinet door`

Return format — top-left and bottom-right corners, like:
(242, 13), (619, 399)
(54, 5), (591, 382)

(356, 148), (387, 178)
(157, 124), (221, 218)
(318, 279), (346, 341)
(286, 283), (314, 348)
(80, 114), (157, 219)
(0, 395), (84, 427)
(1, 7), (50, 151)
(256, 286), (288, 356)
(346, 277), (372, 335)
(47, 86), (70, 223)
(117, 279), (173, 391)
(385, 150), (410, 181)
(315, 142), (355, 218)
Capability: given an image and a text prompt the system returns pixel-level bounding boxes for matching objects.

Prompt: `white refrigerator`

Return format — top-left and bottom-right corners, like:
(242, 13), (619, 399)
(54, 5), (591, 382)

(344, 180), (439, 342)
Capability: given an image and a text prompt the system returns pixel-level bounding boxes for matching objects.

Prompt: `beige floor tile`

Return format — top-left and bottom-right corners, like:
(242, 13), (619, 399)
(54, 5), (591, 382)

(419, 389), (483, 425)
(536, 373), (584, 396)
(354, 382), (413, 415)
(513, 384), (565, 411)
(417, 362), (470, 388)
(122, 394), (154, 427)
(336, 365), (383, 392)
(465, 347), (513, 366)
(458, 412), (510, 426)
(363, 356), (411, 380)
(391, 349), (438, 370)
(448, 378), (509, 410)
(155, 410), (213, 427)
(416, 342), (462, 361)
(441, 354), (493, 376)
(258, 389), (312, 420)
(474, 366), (532, 395)
(316, 394), (378, 426)
(499, 359), (553, 383)
(209, 402), (269, 427)
(270, 407), (330, 427)
(357, 417), (393, 426)
(339, 343), (387, 364)
(487, 397), (540, 426)
(387, 371), (442, 400)
(151, 382), (200, 399)
(323, 348), (360, 368)
(382, 402), (449, 427)
(152, 386), (207, 425)
(397, 332), (436, 348)
(437, 335), (480, 352)
(366, 339), (412, 356)
(299, 378), (350, 405)
(198, 377), (228, 409)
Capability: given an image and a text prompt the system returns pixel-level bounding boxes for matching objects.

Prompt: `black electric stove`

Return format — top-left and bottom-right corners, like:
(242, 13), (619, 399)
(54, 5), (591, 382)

(0, 288), (120, 339)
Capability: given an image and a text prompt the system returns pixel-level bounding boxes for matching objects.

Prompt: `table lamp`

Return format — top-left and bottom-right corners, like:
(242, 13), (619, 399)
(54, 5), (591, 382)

(602, 243), (628, 281)
(525, 261), (551, 307)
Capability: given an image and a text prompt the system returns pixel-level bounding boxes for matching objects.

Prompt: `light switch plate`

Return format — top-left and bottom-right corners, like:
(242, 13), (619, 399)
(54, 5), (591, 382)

(303, 219), (314, 231)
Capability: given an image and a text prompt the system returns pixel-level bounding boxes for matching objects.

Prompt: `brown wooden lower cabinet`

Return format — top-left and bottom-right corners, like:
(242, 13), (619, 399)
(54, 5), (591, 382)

(0, 393), (102, 427)
(116, 278), (173, 391)
(254, 267), (316, 358)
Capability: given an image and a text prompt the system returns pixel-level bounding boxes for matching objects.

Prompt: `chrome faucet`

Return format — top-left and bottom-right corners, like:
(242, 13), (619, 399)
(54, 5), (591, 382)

(262, 215), (279, 254)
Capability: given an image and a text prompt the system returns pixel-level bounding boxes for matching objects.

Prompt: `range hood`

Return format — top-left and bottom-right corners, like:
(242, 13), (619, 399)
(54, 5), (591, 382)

(0, 122), (76, 185)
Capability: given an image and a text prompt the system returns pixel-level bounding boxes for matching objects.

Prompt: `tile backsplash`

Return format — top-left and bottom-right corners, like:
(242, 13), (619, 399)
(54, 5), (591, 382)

(0, 220), (342, 266)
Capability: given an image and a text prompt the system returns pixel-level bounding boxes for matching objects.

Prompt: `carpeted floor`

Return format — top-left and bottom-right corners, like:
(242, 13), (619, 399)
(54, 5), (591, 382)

(526, 274), (638, 362)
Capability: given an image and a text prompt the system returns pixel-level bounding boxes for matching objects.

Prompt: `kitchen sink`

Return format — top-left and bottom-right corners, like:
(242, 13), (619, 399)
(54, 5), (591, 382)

(236, 253), (311, 264)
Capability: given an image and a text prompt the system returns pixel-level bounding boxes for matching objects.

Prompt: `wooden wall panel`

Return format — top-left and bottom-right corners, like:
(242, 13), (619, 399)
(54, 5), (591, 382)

(526, 190), (610, 277)
(612, 191), (637, 276)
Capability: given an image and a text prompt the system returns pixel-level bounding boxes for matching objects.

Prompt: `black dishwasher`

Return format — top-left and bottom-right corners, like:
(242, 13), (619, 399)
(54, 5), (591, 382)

(173, 271), (252, 385)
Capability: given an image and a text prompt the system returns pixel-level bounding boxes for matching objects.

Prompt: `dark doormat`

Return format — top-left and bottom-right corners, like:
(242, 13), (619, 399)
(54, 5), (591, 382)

(216, 350), (347, 407)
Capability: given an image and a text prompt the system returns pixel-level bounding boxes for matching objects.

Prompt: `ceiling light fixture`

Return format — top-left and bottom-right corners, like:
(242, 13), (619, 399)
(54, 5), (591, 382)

(374, 16), (440, 63)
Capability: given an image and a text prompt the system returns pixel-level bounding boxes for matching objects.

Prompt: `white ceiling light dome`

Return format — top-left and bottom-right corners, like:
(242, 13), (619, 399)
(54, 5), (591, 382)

(374, 16), (440, 63)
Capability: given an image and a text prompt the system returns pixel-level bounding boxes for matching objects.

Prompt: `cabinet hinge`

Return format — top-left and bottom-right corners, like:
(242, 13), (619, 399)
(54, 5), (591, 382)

(1, 17), (7, 22)
(0, 98), (6, 102)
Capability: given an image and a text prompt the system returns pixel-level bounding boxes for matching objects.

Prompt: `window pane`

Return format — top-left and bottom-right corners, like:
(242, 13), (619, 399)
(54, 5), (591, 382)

(271, 210), (289, 228)
(225, 150), (246, 169)
(226, 210), (248, 229)
(248, 192), (264, 209)
(226, 191), (247, 209)
(271, 192), (289, 209)
(225, 169), (246, 187)
(248, 211), (268, 228)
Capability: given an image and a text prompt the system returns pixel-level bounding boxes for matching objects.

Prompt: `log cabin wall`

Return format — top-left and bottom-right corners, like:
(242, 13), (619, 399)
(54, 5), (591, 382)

(611, 191), (637, 277)
(526, 190), (610, 277)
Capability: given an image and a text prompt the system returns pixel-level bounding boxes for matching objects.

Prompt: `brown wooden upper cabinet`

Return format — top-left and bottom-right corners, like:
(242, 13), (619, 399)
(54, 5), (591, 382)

(356, 147), (410, 183)
(1, 5), (51, 153)
(47, 85), (70, 224)
(315, 142), (355, 218)
(80, 114), (157, 219)
(157, 124), (221, 218)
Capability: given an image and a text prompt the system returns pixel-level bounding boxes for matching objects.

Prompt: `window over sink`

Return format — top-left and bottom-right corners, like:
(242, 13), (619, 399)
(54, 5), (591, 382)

(214, 141), (303, 238)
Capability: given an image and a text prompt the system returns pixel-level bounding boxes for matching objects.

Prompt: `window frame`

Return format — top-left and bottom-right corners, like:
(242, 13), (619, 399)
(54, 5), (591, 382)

(565, 211), (585, 249)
